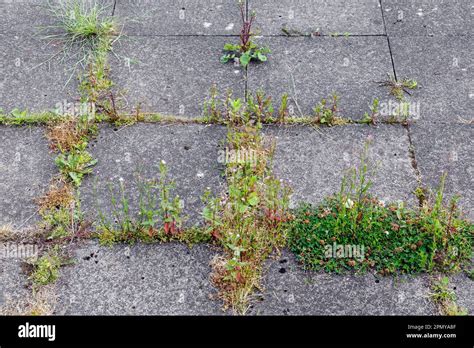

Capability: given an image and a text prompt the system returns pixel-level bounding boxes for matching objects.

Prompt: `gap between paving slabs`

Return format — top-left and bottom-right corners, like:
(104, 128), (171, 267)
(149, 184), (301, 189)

(1, 0), (472, 316)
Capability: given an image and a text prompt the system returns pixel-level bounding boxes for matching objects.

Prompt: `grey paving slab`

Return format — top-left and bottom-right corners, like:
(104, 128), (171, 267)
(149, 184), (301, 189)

(55, 240), (223, 315)
(450, 273), (474, 315)
(250, 249), (437, 315)
(390, 36), (473, 125)
(248, 36), (394, 120)
(249, 0), (384, 36)
(0, 34), (79, 113)
(0, 126), (55, 228)
(114, 0), (245, 36)
(383, 0), (473, 37)
(110, 36), (245, 116)
(266, 124), (417, 208)
(81, 124), (227, 228)
(0, 0), (114, 35)
(0, 258), (31, 312)
(410, 122), (473, 220)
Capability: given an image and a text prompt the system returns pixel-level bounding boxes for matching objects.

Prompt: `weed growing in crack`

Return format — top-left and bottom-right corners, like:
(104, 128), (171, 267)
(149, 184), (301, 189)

(288, 145), (473, 275)
(205, 120), (292, 313)
(220, 1), (270, 67)
(361, 98), (380, 125)
(430, 276), (468, 315)
(96, 161), (209, 246)
(313, 92), (348, 126)
(377, 74), (418, 101)
(30, 245), (66, 287)
(55, 141), (97, 187)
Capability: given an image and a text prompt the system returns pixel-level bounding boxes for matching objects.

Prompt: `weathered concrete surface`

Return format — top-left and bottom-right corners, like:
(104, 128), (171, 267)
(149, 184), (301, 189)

(450, 273), (474, 314)
(250, 249), (437, 315)
(81, 124), (227, 228)
(0, 258), (31, 312)
(55, 240), (223, 315)
(0, 34), (79, 113)
(410, 122), (473, 220)
(0, 126), (55, 228)
(0, 0), (114, 35)
(266, 124), (417, 208)
(383, 0), (473, 37)
(250, 0), (384, 36)
(110, 36), (245, 116)
(114, 0), (245, 35)
(390, 36), (473, 124)
(248, 37), (394, 120)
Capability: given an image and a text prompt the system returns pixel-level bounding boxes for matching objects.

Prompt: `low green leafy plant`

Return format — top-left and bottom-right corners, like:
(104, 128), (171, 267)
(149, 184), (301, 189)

(220, 2), (270, 67)
(431, 277), (468, 315)
(313, 93), (348, 126)
(288, 144), (473, 275)
(361, 98), (380, 125)
(30, 246), (64, 286)
(55, 141), (98, 186)
(377, 74), (418, 101)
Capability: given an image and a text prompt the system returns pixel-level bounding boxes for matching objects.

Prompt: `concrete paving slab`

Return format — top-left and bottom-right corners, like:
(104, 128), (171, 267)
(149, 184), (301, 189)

(265, 124), (417, 208)
(249, 0), (384, 36)
(114, 0), (245, 36)
(0, 0), (114, 35)
(54, 240), (223, 315)
(383, 0), (473, 37)
(110, 36), (245, 116)
(390, 36), (473, 124)
(0, 258), (31, 312)
(81, 124), (227, 228)
(0, 126), (56, 228)
(250, 249), (437, 315)
(0, 34), (79, 113)
(248, 36), (394, 120)
(410, 122), (473, 220)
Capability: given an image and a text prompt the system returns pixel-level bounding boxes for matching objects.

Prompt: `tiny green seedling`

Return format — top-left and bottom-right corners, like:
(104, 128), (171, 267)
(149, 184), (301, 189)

(221, 2), (270, 67)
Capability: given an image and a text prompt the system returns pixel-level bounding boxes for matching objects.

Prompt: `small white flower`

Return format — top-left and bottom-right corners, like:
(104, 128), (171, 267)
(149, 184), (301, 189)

(345, 198), (354, 209)
(384, 231), (389, 236)
(119, 177), (124, 182)
(161, 160), (166, 165)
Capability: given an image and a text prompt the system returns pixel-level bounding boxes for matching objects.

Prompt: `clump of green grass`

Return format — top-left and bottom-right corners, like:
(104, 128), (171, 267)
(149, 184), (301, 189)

(44, 0), (117, 66)
(0, 109), (61, 126)
(288, 144), (473, 275)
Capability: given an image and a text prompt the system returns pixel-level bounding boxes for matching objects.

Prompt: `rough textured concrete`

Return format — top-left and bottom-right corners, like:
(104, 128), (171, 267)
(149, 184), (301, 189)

(390, 36), (473, 124)
(250, 0), (384, 36)
(250, 249), (437, 315)
(0, 126), (55, 228)
(383, 0), (473, 37)
(248, 36), (394, 120)
(55, 240), (223, 315)
(81, 124), (227, 228)
(266, 124), (417, 208)
(110, 36), (245, 116)
(450, 273), (474, 315)
(410, 122), (473, 219)
(114, 0), (245, 36)
(0, 34), (79, 113)
(0, 258), (31, 311)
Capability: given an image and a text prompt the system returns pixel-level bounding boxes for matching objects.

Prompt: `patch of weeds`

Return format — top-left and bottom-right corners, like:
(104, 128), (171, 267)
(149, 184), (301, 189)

(361, 98), (380, 125)
(95, 161), (207, 246)
(220, 1), (270, 68)
(377, 74), (418, 101)
(206, 121), (292, 313)
(0, 224), (15, 242)
(287, 144), (473, 275)
(313, 93), (349, 126)
(55, 141), (98, 186)
(47, 116), (97, 152)
(0, 109), (61, 126)
(466, 268), (474, 280)
(30, 246), (65, 287)
(431, 276), (468, 315)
